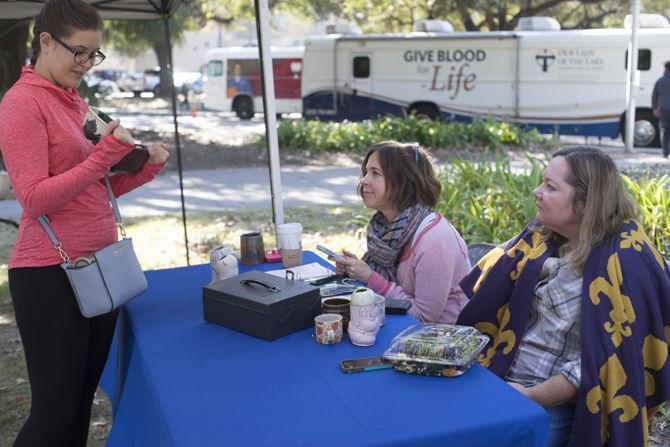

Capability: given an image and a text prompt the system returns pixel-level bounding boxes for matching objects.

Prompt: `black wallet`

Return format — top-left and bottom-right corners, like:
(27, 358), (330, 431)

(111, 146), (150, 173)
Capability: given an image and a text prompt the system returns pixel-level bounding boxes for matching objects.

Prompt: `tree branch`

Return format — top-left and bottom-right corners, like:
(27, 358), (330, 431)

(575, 7), (621, 29)
(456, 0), (479, 31)
(210, 15), (234, 25)
(520, 0), (600, 19)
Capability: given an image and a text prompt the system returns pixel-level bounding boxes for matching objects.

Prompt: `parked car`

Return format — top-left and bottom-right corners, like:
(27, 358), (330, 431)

(143, 67), (161, 94)
(144, 69), (206, 96)
(188, 73), (207, 95)
(95, 68), (125, 81)
(83, 72), (119, 97)
(174, 71), (206, 94)
(117, 72), (145, 96)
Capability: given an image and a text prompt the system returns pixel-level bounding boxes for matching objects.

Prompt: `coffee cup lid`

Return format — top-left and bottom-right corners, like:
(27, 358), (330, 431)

(277, 222), (302, 233)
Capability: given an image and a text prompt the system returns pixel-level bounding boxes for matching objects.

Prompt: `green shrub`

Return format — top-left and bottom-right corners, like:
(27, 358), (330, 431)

(437, 157), (544, 245)
(270, 115), (544, 153)
(438, 159), (670, 259)
(622, 174), (670, 258)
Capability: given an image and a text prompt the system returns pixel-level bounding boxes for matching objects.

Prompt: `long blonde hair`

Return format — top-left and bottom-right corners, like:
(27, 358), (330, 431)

(538, 146), (639, 271)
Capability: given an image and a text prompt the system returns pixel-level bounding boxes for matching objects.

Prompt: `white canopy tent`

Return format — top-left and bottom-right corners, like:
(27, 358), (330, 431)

(0, 0), (285, 265)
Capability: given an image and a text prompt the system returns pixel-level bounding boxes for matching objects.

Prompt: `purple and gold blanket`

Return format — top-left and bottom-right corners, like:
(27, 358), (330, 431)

(457, 220), (670, 446)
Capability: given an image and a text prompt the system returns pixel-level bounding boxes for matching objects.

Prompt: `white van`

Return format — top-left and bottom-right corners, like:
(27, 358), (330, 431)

(204, 46), (304, 119)
(301, 19), (670, 147)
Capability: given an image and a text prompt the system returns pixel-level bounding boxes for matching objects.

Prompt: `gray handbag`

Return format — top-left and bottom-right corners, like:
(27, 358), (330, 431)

(39, 176), (147, 318)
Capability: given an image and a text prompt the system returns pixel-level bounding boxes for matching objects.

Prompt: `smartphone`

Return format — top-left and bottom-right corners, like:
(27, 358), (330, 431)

(340, 356), (393, 373)
(316, 244), (345, 261)
(385, 298), (412, 315)
(84, 107), (149, 173)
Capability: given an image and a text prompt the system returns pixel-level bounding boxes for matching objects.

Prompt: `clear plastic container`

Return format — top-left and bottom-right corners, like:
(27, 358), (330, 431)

(383, 324), (489, 377)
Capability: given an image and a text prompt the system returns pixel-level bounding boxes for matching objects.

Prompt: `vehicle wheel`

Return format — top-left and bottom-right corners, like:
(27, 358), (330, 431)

(621, 110), (660, 148)
(234, 96), (254, 120)
(409, 104), (440, 120)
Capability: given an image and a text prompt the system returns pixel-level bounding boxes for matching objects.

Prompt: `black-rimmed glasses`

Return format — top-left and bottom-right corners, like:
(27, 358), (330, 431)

(52, 35), (106, 66)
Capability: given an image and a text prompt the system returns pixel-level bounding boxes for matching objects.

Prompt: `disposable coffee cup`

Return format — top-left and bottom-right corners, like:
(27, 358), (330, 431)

(277, 222), (303, 268)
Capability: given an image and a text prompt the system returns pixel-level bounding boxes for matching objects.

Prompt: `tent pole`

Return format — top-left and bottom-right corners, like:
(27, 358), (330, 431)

(624, 0), (640, 153)
(254, 0), (285, 236)
(162, 13), (191, 265)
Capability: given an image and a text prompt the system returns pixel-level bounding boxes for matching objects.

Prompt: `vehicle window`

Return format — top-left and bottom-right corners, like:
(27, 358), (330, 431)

(353, 56), (370, 78)
(624, 49), (651, 71)
(208, 60), (224, 77)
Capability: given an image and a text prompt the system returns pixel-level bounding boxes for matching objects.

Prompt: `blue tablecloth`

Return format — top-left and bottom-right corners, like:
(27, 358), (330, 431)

(101, 251), (548, 447)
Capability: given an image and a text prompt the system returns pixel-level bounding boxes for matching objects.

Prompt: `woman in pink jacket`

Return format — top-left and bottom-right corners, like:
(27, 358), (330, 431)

(335, 141), (470, 324)
(0, 0), (168, 445)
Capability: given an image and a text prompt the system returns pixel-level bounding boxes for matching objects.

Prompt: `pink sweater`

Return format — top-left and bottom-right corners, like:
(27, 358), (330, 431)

(0, 67), (165, 268)
(367, 213), (471, 324)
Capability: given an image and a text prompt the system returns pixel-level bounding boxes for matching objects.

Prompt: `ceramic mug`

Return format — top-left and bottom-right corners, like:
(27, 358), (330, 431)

(321, 297), (351, 331)
(240, 232), (265, 265)
(348, 301), (383, 346)
(315, 313), (343, 344)
(374, 294), (385, 326)
(210, 246), (239, 283)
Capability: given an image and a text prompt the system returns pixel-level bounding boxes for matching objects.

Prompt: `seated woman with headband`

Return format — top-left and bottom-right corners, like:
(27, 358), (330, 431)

(333, 141), (470, 324)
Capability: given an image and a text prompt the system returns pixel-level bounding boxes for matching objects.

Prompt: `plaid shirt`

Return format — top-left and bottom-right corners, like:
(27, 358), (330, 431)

(506, 256), (582, 388)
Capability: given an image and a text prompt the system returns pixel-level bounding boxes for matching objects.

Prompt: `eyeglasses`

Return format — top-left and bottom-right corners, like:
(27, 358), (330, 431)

(51, 35), (106, 67)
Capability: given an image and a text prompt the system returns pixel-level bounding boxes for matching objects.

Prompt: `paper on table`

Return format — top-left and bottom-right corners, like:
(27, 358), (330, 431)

(265, 262), (333, 281)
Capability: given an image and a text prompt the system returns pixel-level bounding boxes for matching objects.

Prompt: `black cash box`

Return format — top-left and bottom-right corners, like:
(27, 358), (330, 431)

(202, 270), (321, 341)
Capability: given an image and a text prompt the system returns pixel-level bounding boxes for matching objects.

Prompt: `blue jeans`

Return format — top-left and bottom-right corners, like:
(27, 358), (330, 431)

(545, 402), (575, 447)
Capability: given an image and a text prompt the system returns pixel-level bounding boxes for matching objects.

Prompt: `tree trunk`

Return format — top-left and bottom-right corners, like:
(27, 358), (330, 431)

(0, 20), (30, 93)
(152, 35), (172, 98)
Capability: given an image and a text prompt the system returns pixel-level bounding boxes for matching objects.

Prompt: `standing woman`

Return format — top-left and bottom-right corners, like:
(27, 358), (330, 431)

(0, 0), (169, 445)
(335, 141), (470, 324)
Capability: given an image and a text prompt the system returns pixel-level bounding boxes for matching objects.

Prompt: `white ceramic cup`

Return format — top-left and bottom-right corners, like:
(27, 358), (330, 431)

(210, 246), (239, 283)
(374, 294), (385, 326)
(348, 302), (383, 346)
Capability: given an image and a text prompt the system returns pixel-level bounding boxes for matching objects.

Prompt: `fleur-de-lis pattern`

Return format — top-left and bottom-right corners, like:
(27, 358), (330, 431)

(458, 220), (670, 446)
(588, 253), (636, 347)
(474, 304), (516, 367)
(586, 354), (639, 444)
(619, 221), (665, 270)
(472, 246), (505, 294)
(642, 334), (668, 397)
(506, 231), (547, 281)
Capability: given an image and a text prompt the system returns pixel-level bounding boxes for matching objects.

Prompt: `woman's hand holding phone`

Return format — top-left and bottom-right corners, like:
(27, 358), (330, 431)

(335, 250), (373, 284)
(147, 142), (170, 165)
(102, 119), (134, 146)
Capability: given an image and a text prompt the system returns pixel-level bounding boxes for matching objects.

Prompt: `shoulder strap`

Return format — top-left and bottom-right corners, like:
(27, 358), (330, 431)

(38, 175), (124, 262)
(103, 175), (122, 224)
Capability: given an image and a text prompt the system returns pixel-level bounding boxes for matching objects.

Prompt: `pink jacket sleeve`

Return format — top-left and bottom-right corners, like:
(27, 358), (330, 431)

(0, 99), (133, 218)
(367, 220), (468, 323)
(109, 160), (166, 197)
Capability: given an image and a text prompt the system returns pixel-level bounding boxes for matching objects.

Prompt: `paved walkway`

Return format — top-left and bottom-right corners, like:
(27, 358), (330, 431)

(0, 145), (667, 222)
(0, 165), (362, 221)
